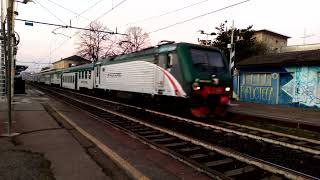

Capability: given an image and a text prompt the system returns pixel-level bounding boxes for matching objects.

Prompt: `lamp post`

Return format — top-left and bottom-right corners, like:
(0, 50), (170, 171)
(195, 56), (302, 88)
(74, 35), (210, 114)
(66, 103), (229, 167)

(119, 40), (135, 54)
(2, 0), (31, 137)
(198, 30), (216, 46)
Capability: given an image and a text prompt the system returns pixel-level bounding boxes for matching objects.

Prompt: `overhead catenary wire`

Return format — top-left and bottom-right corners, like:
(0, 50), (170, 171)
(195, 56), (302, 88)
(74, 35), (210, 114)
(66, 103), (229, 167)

(24, 0), (129, 67)
(122, 0), (209, 27)
(15, 18), (126, 35)
(75, 0), (106, 20)
(16, 61), (51, 64)
(49, 0), (129, 55)
(44, 0), (91, 21)
(148, 0), (251, 34)
(93, 0), (128, 22)
(33, 0), (67, 25)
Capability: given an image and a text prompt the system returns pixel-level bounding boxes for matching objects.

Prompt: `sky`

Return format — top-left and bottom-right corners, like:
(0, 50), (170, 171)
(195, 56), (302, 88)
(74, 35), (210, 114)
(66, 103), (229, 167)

(6, 0), (320, 71)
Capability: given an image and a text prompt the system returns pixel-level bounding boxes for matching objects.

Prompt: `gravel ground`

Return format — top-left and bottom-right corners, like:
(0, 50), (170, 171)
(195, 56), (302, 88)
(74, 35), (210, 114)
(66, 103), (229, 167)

(0, 138), (55, 180)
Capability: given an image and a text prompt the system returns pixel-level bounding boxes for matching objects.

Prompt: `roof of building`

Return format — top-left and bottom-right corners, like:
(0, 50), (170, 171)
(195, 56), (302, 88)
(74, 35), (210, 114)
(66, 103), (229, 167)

(254, 29), (291, 39)
(236, 49), (320, 68)
(53, 55), (90, 64)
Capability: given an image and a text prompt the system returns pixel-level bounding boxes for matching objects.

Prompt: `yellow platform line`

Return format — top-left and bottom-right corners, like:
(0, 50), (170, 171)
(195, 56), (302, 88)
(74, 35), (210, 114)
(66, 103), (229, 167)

(52, 105), (150, 180)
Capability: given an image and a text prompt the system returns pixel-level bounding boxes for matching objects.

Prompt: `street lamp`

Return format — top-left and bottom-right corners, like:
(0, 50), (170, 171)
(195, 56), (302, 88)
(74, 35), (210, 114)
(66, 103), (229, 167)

(198, 30), (216, 46)
(119, 40), (135, 54)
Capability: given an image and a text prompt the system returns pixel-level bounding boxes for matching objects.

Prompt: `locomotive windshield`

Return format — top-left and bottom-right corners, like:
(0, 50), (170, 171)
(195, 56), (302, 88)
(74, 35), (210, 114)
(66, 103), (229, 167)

(191, 49), (225, 73)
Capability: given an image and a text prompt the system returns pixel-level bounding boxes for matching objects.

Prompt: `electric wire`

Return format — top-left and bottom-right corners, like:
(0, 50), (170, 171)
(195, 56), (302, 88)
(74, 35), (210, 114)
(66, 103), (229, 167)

(15, 18), (125, 34)
(75, 0), (106, 20)
(49, 0), (129, 55)
(148, 0), (251, 34)
(24, 0), (128, 69)
(122, 0), (209, 27)
(17, 61), (51, 64)
(33, 0), (67, 25)
(44, 0), (91, 21)
(93, 0), (128, 22)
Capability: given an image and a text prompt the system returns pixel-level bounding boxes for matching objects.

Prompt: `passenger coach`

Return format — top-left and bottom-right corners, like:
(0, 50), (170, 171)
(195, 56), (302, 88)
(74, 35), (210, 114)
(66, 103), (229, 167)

(30, 42), (232, 117)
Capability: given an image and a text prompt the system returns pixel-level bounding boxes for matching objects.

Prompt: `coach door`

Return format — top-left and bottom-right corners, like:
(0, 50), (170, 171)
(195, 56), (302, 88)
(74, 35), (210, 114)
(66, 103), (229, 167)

(75, 73), (78, 90)
(94, 63), (101, 87)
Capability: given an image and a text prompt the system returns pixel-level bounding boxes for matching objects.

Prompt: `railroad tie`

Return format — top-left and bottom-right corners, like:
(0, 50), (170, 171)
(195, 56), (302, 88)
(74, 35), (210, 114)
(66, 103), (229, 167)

(189, 154), (208, 159)
(164, 142), (188, 147)
(143, 134), (166, 138)
(205, 158), (233, 167)
(152, 137), (176, 142)
(224, 165), (256, 177)
(179, 146), (202, 152)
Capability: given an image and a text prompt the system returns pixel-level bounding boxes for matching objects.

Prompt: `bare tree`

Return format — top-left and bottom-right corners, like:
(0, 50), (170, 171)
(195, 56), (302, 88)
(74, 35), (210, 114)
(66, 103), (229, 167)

(119, 27), (151, 54)
(76, 21), (117, 62)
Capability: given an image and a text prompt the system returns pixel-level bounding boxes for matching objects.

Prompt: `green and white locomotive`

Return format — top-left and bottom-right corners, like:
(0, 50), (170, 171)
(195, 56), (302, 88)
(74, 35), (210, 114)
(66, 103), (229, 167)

(31, 42), (232, 117)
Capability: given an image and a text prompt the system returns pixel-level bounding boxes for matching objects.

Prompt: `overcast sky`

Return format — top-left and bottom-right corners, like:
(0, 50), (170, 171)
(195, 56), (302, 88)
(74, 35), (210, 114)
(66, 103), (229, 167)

(9, 0), (320, 71)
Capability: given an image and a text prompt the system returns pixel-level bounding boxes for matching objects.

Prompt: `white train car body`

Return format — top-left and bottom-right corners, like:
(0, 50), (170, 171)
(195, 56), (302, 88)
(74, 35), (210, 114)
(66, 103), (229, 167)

(95, 61), (186, 97)
(51, 72), (61, 86)
(77, 70), (94, 90)
(62, 72), (76, 90)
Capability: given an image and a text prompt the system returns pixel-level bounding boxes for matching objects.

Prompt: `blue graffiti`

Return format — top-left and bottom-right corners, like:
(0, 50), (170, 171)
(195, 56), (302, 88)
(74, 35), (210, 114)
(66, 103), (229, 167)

(282, 66), (320, 107)
(240, 86), (274, 103)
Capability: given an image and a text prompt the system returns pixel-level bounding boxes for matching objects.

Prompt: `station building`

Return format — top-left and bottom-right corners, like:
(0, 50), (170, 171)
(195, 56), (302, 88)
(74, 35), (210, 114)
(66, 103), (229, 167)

(233, 49), (320, 108)
(53, 55), (91, 70)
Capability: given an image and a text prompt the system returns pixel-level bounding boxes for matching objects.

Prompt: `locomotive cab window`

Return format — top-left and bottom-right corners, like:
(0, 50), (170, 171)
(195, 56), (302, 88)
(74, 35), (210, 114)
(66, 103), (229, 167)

(191, 49), (224, 72)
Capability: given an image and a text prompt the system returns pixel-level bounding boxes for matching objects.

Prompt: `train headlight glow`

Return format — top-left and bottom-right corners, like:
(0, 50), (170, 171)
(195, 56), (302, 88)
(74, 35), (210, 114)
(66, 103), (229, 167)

(192, 82), (201, 91)
(225, 87), (231, 92)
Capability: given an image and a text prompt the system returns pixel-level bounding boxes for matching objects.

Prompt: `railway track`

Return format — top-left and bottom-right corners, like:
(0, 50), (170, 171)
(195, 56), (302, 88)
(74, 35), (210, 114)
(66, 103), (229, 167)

(33, 84), (320, 179)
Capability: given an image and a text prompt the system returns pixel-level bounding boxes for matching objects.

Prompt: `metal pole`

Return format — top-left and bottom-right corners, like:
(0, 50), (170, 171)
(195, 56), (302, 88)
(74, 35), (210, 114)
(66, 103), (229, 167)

(229, 20), (235, 73)
(6, 0), (14, 136)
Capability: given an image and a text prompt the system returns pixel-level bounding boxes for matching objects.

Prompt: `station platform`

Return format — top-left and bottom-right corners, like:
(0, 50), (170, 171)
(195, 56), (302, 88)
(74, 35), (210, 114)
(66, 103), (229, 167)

(228, 101), (320, 131)
(0, 87), (210, 180)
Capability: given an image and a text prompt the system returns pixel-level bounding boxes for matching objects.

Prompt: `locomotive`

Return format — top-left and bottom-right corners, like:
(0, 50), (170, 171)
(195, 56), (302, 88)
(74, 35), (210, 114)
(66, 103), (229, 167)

(29, 42), (232, 117)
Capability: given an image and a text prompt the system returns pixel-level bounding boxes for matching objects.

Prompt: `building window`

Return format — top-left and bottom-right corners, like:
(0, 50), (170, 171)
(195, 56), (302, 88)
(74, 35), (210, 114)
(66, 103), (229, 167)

(85, 71), (87, 79)
(88, 71), (91, 79)
(243, 73), (272, 86)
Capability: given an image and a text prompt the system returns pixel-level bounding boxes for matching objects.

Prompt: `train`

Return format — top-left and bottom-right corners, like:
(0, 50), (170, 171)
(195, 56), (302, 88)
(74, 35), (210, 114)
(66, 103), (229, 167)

(27, 42), (232, 117)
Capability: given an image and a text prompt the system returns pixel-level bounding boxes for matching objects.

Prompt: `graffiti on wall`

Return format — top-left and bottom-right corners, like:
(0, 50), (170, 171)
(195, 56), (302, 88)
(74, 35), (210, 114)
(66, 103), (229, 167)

(240, 86), (274, 103)
(281, 67), (320, 107)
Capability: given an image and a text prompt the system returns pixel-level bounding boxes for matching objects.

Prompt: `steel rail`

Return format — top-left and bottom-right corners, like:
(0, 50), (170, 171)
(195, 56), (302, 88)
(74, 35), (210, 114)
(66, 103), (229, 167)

(39, 85), (320, 155)
(35, 84), (319, 180)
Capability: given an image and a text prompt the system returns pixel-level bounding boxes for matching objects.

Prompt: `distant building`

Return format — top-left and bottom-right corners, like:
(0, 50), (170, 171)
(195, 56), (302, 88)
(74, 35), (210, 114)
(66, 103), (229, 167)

(233, 49), (320, 108)
(53, 55), (90, 69)
(280, 43), (320, 53)
(253, 29), (290, 53)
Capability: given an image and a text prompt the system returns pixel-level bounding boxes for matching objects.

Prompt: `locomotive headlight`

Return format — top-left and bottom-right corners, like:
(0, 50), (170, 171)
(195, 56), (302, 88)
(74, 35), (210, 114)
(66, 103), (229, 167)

(192, 82), (201, 91)
(225, 87), (231, 92)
